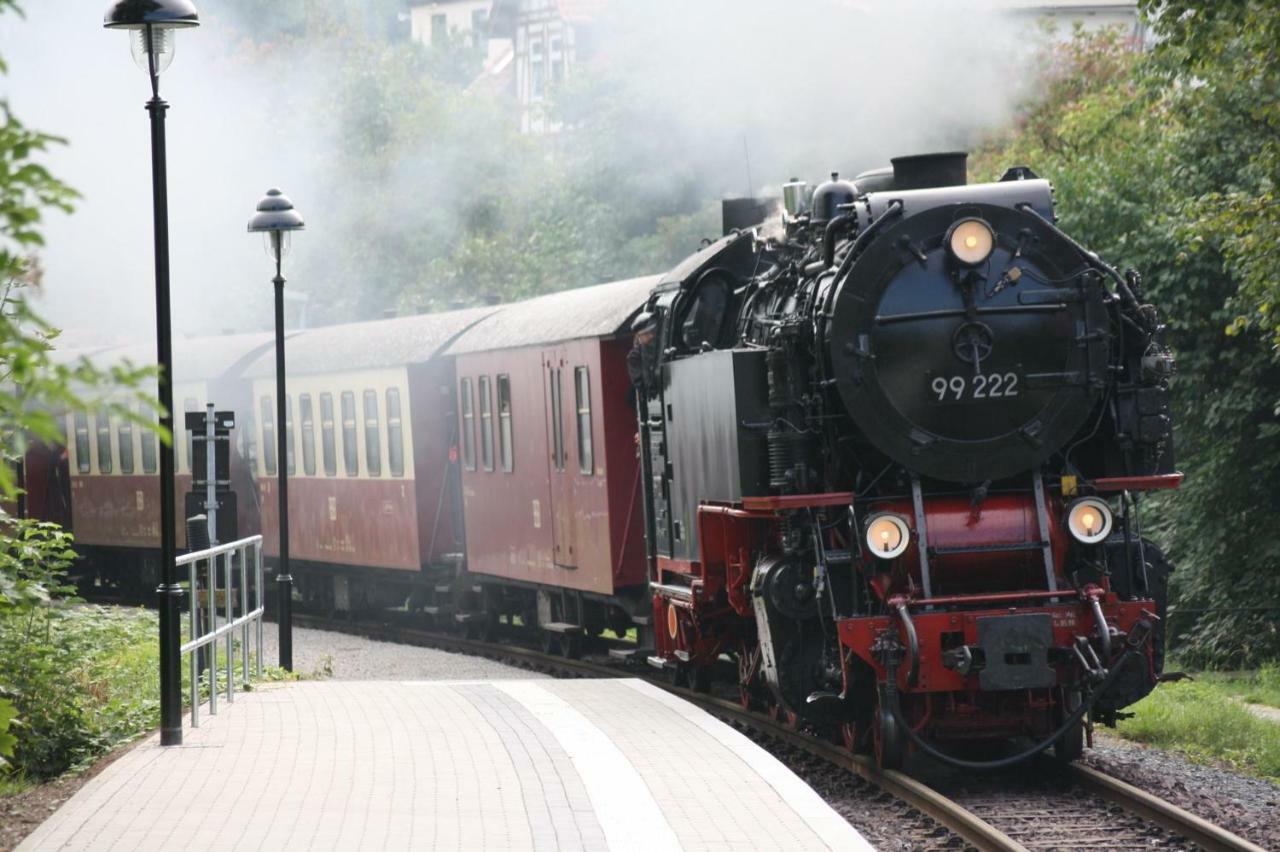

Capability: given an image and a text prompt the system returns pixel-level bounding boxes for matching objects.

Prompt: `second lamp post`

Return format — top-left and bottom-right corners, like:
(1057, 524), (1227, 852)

(248, 188), (304, 672)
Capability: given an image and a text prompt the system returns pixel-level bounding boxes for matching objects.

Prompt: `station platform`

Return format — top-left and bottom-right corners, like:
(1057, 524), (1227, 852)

(18, 678), (871, 851)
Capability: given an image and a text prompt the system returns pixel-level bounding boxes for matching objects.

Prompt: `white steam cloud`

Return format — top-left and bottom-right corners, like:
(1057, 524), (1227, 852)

(1, 0), (1044, 352)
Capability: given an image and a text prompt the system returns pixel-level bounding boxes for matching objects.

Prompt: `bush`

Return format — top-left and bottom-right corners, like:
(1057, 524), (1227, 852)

(0, 516), (161, 780)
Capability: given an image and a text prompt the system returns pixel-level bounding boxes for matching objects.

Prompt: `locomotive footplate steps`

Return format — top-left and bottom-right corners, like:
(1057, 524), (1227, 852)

(17, 679), (869, 852)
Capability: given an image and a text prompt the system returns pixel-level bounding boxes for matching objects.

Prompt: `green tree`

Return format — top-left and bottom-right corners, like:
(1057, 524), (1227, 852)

(974, 17), (1280, 667)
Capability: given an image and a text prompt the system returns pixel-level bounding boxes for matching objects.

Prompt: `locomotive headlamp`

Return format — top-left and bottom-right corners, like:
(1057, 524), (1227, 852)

(1066, 497), (1113, 545)
(865, 513), (911, 560)
(946, 218), (995, 266)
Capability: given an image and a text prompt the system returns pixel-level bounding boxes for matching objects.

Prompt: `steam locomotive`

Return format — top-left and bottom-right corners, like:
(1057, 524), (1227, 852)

(26, 151), (1178, 771)
(640, 152), (1178, 768)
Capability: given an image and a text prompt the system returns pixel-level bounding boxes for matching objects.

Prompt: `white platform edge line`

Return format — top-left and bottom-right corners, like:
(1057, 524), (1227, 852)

(495, 680), (682, 852)
(620, 679), (876, 852)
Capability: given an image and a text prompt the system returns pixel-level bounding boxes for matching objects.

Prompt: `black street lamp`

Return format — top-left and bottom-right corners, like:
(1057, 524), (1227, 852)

(248, 188), (304, 672)
(103, 0), (200, 748)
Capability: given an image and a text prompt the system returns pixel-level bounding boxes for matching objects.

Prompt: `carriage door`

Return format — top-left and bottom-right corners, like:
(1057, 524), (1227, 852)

(543, 349), (578, 568)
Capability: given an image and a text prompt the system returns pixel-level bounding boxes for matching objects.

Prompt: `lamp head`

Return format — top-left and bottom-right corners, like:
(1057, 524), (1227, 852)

(248, 188), (305, 264)
(104, 0), (199, 77)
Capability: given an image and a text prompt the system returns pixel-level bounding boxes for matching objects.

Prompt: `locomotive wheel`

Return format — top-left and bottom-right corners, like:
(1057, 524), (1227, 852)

(874, 692), (905, 771)
(1053, 690), (1085, 763)
(840, 722), (860, 752)
(1054, 720), (1085, 763)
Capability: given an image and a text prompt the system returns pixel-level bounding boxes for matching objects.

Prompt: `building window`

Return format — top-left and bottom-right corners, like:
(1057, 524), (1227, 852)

(549, 367), (565, 471)
(479, 376), (494, 471)
(95, 410), (113, 474)
(260, 396), (277, 476)
(285, 395), (295, 475)
(118, 413), (134, 474)
(575, 367), (592, 475)
(73, 412), (90, 473)
(497, 375), (513, 472)
(141, 410), (157, 474)
(300, 393), (316, 476)
(363, 389), (381, 477)
(549, 34), (564, 86)
(320, 392), (336, 477)
(529, 36), (545, 101)
(471, 7), (488, 50)
(431, 12), (447, 47)
(341, 391), (358, 476)
(387, 388), (405, 478)
(460, 378), (475, 471)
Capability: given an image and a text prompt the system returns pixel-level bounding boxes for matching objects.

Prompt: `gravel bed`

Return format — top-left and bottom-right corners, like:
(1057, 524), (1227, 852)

(1080, 732), (1280, 849)
(731, 726), (971, 851)
(257, 621), (549, 681)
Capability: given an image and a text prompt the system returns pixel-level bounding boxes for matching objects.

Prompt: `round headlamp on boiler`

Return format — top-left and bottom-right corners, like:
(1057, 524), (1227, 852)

(1065, 496), (1113, 545)
(864, 513), (911, 560)
(945, 217), (995, 267)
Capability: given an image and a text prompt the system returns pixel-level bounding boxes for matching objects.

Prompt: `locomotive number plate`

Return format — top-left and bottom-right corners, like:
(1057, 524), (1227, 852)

(929, 372), (1021, 403)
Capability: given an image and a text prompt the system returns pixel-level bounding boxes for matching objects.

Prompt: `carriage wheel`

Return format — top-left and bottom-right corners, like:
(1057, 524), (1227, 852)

(479, 610), (500, 644)
(560, 635), (582, 660)
(541, 631), (560, 656)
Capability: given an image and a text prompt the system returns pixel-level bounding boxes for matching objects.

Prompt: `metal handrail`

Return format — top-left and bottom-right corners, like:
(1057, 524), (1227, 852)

(177, 535), (264, 727)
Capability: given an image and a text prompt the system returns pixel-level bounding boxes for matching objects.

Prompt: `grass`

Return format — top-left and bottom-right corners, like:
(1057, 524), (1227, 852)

(1195, 664), (1280, 709)
(1114, 678), (1280, 781)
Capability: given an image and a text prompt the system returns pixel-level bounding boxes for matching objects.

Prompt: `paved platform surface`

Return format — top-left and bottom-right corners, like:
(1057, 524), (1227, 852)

(18, 678), (871, 851)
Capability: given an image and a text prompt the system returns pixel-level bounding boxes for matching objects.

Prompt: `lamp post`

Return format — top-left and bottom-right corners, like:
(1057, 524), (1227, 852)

(248, 189), (304, 672)
(104, 0), (200, 748)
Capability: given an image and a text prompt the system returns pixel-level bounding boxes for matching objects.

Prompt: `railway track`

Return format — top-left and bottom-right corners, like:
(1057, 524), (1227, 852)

(287, 611), (1266, 852)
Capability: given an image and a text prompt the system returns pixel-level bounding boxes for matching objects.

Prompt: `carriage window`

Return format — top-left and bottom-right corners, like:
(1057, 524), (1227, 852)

(285, 395), (295, 475)
(183, 398), (198, 474)
(386, 388), (404, 478)
(74, 412), (90, 473)
(95, 410), (113, 474)
(497, 375), (513, 473)
(549, 367), (565, 472)
(261, 396), (277, 476)
(341, 392), (358, 476)
(460, 378), (475, 471)
(140, 410), (158, 474)
(300, 394), (316, 476)
(320, 393), (336, 477)
(242, 410), (257, 471)
(363, 389), (381, 477)
(118, 413), (134, 474)
(479, 376), (494, 472)
(575, 367), (592, 475)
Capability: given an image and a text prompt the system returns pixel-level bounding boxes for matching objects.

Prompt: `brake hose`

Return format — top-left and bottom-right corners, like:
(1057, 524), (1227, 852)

(881, 622), (1150, 771)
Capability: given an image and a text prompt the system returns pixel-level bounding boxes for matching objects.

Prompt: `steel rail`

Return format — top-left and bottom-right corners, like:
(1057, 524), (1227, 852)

(289, 612), (1264, 852)
(1068, 763), (1267, 852)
